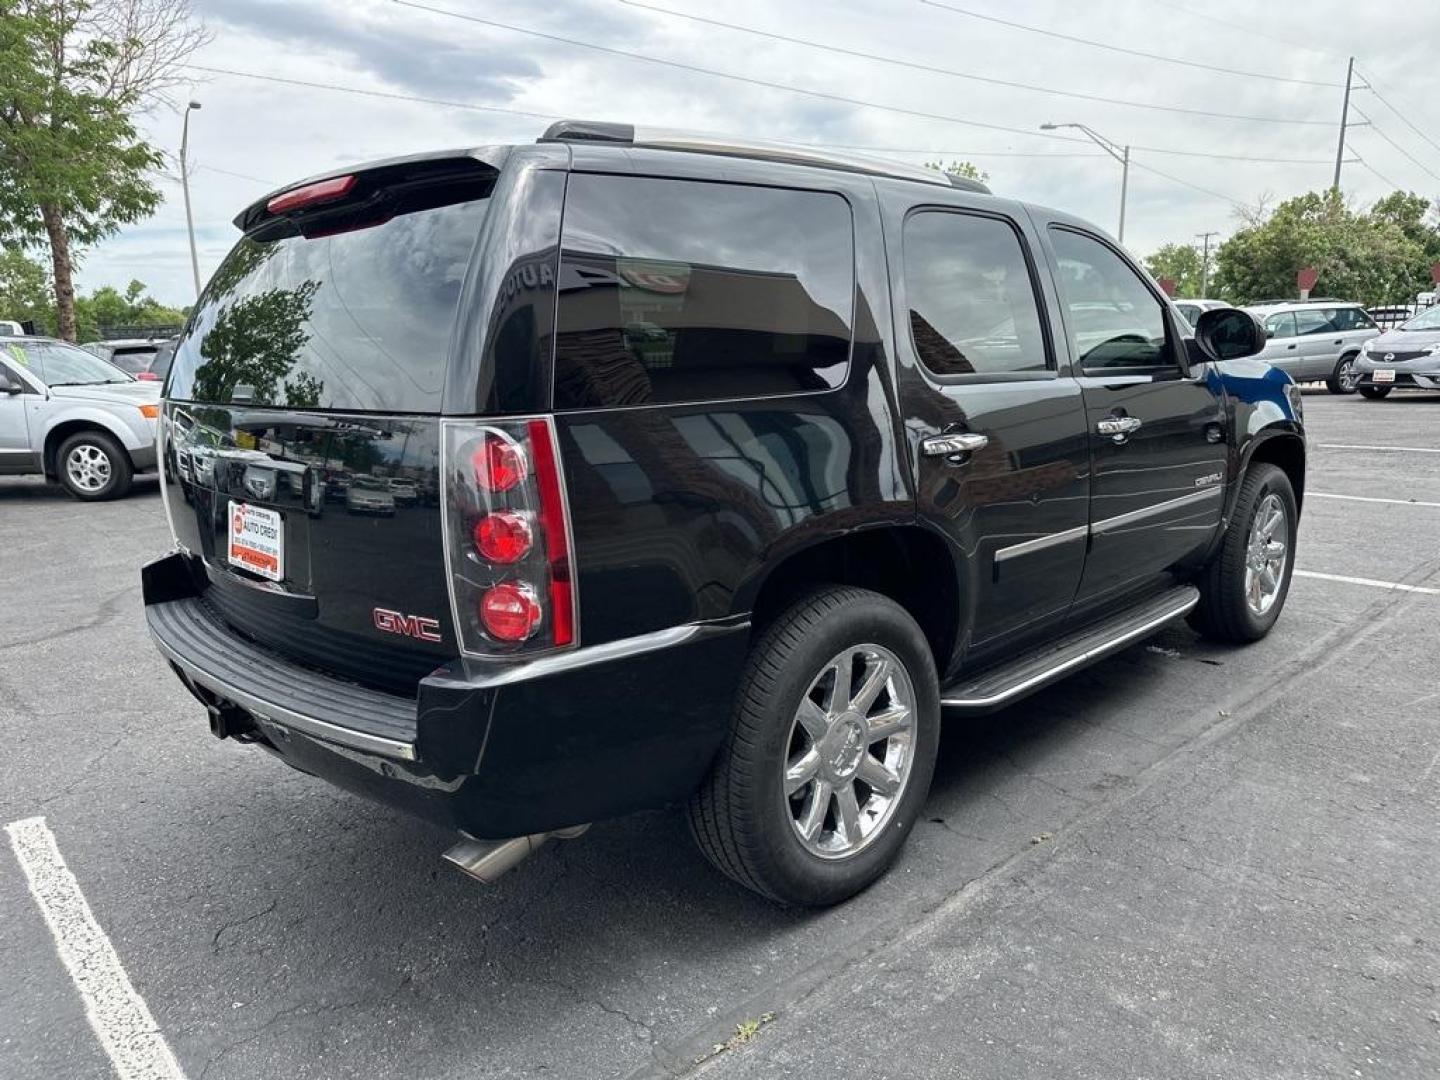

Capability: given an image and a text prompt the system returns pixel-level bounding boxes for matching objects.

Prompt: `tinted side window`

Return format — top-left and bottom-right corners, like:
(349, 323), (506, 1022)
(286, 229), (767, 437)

(903, 211), (1048, 376)
(1265, 312), (1297, 339)
(1332, 307), (1374, 331)
(1294, 308), (1336, 336)
(1049, 229), (1170, 370)
(553, 174), (854, 410)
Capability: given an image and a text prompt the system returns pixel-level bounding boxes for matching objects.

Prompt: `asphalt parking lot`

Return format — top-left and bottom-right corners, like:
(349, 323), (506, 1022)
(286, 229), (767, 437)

(2, 391), (1438, 1080)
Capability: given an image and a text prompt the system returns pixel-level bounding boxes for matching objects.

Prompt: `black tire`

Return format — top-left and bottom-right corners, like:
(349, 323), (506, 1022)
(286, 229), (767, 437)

(1325, 353), (1359, 394)
(688, 586), (940, 907)
(1188, 462), (1297, 644)
(55, 430), (132, 501)
(1359, 385), (1392, 400)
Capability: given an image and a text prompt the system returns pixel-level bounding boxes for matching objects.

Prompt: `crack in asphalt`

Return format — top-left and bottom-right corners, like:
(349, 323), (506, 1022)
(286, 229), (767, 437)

(0, 583), (139, 653)
(211, 900), (278, 955)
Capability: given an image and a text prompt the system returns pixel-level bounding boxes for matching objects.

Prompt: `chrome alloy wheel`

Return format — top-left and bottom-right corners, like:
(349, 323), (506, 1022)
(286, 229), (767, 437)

(66, 443), (112, 492)
(783, 644), (915, 860)
(1338, 358), (1359, 392)
(1244, 492), (1289, 616)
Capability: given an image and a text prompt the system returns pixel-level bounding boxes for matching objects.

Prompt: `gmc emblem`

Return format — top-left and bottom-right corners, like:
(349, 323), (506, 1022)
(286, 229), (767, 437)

(373, 607), (442, 643)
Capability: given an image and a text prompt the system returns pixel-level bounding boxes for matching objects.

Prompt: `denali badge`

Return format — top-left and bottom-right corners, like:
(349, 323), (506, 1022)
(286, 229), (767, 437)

(373, 607), (442, 643)
(1195, 472), (1223, 488)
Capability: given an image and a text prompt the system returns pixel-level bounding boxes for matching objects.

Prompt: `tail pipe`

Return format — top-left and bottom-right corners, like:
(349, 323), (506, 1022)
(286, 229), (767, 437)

(442, 824), (590, 884)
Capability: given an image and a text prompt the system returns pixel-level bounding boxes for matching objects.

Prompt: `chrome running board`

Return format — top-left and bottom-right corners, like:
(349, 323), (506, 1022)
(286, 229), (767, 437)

(941, 586), (1200, 714)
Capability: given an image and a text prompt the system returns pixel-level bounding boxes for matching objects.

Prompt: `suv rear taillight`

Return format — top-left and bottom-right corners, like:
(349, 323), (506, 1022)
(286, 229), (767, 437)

(442, 418), (577, 656)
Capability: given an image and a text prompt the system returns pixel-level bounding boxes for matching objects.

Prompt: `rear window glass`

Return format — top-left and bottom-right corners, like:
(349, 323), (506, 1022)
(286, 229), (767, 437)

(167, 199), (487, 412)
(110, 348), (157, 373)
(553, 174), (854, 410)
(903, 211), (1049, 376)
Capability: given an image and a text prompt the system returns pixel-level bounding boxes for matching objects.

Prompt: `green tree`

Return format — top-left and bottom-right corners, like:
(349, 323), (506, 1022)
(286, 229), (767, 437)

(1143, 242), (1206, 297)
(191, 281), (321, 406)
(0, 0), (205, 341)
(924, 159), (990, 184)
(69, 278), (186, 341)
(1213, 189), (1434, 306)
(0, 247), (52, 328)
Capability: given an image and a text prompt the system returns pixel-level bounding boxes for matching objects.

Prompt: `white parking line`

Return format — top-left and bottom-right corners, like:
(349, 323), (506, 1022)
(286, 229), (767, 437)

(1311, 492), (1440, 509)
(1294, 570), (1440, 596)
(1317, 443), (1440, 454)
(5, 817), (187, 1080)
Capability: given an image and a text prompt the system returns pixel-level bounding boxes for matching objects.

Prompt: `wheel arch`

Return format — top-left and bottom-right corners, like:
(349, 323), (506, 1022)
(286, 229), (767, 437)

(1241, 428), (1306, 511)
(741, 524), (962, 677)
(43, 418), (133, 479)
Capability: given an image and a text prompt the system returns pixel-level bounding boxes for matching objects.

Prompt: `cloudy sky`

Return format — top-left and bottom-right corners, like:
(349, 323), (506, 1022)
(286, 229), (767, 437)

(87, 0), (1440, 306)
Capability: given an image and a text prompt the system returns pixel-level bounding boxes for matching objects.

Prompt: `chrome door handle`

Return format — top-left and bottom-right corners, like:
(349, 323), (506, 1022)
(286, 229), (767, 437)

(922, 432), (989, 456)
(1096, 416), (1143, 441)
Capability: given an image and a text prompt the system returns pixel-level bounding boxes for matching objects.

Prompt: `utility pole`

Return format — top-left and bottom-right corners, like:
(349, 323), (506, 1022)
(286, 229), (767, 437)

(1195, 231), (1218, 296)
(1333, 57), (1354, 191)
(180, 100), (203, 300)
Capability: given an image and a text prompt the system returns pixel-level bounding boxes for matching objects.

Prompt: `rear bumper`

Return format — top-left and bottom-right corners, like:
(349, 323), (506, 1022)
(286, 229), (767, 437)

(143, 551), (749, 837)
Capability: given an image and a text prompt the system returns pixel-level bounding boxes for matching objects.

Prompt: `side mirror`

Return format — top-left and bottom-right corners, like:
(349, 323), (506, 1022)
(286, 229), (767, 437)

(1264, 328), (1275, 339)
(1194, 307), (1267, 363)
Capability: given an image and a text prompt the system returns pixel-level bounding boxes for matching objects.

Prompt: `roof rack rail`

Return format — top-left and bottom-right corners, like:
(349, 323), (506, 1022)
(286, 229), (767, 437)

(539, 120), (991, 194)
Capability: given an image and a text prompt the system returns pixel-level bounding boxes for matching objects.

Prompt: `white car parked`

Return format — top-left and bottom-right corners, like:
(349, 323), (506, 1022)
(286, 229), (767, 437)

(0, 336), (160, 499)
(1243, 300), (1381, 394)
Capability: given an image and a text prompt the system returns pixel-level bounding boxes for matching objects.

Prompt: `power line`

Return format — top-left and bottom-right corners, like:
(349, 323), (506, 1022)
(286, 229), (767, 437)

(389, 0), (1099, 147)
(1352, 108), (1440, 185)
(1142, 0), (1343, 60)
(182, 63), (556, 122)
(1357, 74), (1440, 161)
(918, 0), (1344, 89)
(617, 0), (1332, 126)
(1129, 159), (1247, 209)
(1352, 153), (1402, 192)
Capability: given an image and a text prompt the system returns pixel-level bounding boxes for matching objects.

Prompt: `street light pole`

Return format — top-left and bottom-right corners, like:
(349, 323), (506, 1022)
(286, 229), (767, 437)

(1041, 122), (1130, 244)
(180, 100), (203, 300)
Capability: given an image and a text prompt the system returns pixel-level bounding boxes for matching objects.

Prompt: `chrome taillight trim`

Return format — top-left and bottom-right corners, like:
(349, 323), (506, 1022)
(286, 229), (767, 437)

(439, 415), (580, 660)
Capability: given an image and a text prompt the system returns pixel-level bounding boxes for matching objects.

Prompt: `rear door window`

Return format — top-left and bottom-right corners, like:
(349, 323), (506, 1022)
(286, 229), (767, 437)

(902, 210), (1049, 377)
(1264, 312), (1297, 339)
(553, 174), (855, 410)
(167, 197), (488, 412)
(1294, 308), (1335, 336)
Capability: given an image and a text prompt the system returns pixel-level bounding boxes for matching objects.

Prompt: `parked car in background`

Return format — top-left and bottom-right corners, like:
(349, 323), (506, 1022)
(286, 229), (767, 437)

(1244, 300), (1380, 393)
(143, 124), (1305, 906)
(0, 320), (24, 337)
(344, 474), (397, 515)
(82, 337), (178, 382)
(1173, 298), (1227, 327)
(1352, 303), (1440, 399)
(0, 336), (159, 499)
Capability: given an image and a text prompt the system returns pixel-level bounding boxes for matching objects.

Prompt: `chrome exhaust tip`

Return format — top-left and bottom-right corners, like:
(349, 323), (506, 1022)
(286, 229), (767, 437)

(442, 825), (589, 884)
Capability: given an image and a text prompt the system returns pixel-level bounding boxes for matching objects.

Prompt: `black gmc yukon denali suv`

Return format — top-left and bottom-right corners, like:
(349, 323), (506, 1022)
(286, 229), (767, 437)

(145, 123), (1305, 906)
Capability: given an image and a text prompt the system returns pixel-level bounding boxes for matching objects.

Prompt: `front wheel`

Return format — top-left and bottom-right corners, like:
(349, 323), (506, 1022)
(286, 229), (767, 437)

(57, 430), (132, 501)
(1188, 463), (1297, 643)
(688, 586), (939, 906)
(1359, 385), (1392, 400)
(1326, 354), (1359, 394)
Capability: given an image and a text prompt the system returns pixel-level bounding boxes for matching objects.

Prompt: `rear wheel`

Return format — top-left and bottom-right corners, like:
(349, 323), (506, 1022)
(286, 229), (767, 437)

(688, 586), (939, 906)
(57, 430), (132, 501)
(1325, 353), (1359, 394)
(1359, 384), (1392, 400)
(1188, 463), (1297, 643)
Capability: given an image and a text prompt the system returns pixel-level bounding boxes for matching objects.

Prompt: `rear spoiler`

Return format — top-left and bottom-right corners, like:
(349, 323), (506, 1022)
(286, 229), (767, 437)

(234, 149), (505, 238)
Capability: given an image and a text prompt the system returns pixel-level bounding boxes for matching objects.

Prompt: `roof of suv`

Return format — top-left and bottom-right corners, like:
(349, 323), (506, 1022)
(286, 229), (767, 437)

(538, 121), (992, 193)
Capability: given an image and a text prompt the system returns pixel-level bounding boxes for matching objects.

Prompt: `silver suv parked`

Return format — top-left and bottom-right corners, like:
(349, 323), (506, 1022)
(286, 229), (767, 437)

(0, 336), (160, 499)
(1244, 301), (1380, 394)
